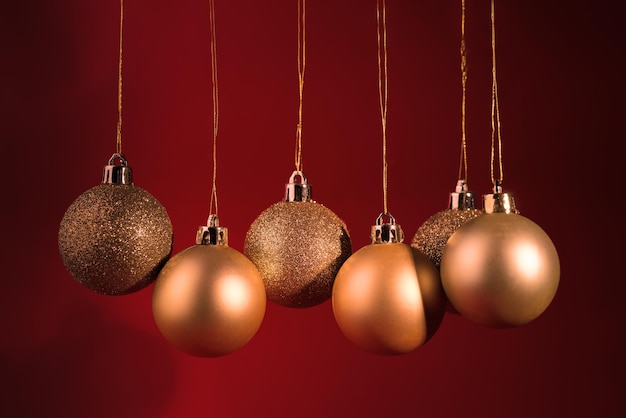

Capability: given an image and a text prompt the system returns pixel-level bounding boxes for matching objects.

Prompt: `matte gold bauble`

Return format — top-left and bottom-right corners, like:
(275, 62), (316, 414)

(332, 215), (445, 355)
(58, 154), (173, 296)
(440, 192), (560, 328)
(152, 219), (266, 357)
(244, 172), (352, 308)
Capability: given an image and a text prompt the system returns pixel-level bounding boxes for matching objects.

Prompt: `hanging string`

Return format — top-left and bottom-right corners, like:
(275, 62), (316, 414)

(457, 0), (468, 182)
(377, 0), (389, 214)
(490, 0), (504, 190)
(294, 0), (306, 172)
(209, 0), (219, 216)
(116, 0), (124, 155)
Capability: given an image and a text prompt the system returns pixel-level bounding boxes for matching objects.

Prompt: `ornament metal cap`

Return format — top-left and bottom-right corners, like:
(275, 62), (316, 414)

(102, 153), (133, 185)
(285, 171), (312, 202)
(371, 213), (404, 244)
(449, 179), (477, 210)
(196, 214), (228, 246)
(483, 181), (518, 214)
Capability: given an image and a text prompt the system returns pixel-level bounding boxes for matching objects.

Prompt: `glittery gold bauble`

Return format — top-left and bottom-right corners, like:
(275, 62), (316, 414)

(244, 201), (352, 308)
(58, 183), (173, 295)
(412, 209), (482, 268)
(440, 212), (560, 328)
(152, 244), (266, 357)
(332, 243), (445, 355)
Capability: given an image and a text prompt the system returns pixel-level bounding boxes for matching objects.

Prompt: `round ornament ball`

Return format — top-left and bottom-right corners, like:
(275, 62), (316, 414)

(58, 154), (173, 296)
(152, 216), (266, 357)
(244, 171), (352, 308)
(332, 214), (445, 355)
(440, 190), (560, 328)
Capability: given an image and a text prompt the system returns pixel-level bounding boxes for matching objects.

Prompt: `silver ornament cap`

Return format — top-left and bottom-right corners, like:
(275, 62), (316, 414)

(449, 179), (477, 210)
(483, 181), (518, 214)
(371, 213), (404, 244)
(285, 171), (312, 202)
(196, 214), (228, 246)
(102, 153), (132, 185)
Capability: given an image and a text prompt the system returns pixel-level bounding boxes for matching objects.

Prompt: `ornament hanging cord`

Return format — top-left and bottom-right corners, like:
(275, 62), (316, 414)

(116, 0), (124, 155)
(209, 0), (219, 216)
(377, 0), (389, 214)
(294, 0), (306, 172)
(458, 0), (468, 183)
(490, 0), (504, 192)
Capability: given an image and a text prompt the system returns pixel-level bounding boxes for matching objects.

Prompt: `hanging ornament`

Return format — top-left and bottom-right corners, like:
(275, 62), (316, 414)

(439, 0), (560, 328)
(152, 0), (265, 357)
(332, 0), (444, 355)
(440, 186), (560, 327)
(152, 216), (266, 357)
(58, 1), (173, 296)
(244, 171), (352, 308)
(58, 154), (173, 295)
(333, 214), (445, 355)
(244, 0), (352, 308)
(412, 180), (481, 269)
(412, 0), (480, 275)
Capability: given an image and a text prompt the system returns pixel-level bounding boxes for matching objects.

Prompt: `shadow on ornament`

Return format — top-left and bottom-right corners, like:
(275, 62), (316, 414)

(0, 302), (177, 418)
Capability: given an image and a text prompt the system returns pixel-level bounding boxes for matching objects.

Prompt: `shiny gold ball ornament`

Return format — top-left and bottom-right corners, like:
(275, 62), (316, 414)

(412, 180), (481, 268)
(440, 188), (560, 328)
(244, 171), (352, 308)
(152, 215), (266, 357)
(58, 154), (173, 295)
(332, 214), (445, 355)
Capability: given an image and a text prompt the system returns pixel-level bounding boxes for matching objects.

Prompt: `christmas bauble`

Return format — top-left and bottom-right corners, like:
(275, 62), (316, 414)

(58, 154), (173, 295)
(152, 218), (266, 357)
(244, 172), (352, 308)
(412, 180), (482, 268)
(440, 192), (560, 328)
(412, 181), (482, 314)
(332, 215), (445, 355)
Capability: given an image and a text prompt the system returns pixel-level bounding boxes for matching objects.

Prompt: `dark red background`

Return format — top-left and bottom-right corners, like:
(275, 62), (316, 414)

(1, 1), (623, 417)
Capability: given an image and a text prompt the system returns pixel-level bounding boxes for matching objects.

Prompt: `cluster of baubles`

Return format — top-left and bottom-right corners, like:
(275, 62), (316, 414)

(59, 158), (560, 358)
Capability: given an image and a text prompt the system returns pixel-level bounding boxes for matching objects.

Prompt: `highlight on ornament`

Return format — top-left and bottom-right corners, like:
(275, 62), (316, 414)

(152, 215), (266, 358)
(244, 171), (352, 308)
(332, 213), (445, 356)
(58, 153), (173, 296)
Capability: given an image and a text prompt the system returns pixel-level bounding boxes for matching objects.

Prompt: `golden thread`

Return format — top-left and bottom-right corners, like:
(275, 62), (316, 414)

(377, 0), (389, 214)
(490, 0), (504, 188)
(116, 0), (124, 155)
(209, 0), (219, 216)
(295, 0), (306, 172)
(458, 0), (468, 182)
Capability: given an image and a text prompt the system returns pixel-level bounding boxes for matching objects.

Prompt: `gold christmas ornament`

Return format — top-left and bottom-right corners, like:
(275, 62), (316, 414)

(152, 215), (266, 357)
(412, 181), (481, 314)
(58, 154), (173, 295)
(440, 190), (560, 328)
(332, 214), (445, 355)
(244, 171), (352, 308)
(412, 180), (481, 268)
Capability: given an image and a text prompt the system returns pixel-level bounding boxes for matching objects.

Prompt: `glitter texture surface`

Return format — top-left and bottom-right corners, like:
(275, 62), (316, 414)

(244, 201), (352, 308)
(411, 209), (482, 268)
(58, 184), (173, 295)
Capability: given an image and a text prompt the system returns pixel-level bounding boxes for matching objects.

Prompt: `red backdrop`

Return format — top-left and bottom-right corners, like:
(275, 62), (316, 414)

(1, 1), (623, 417)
